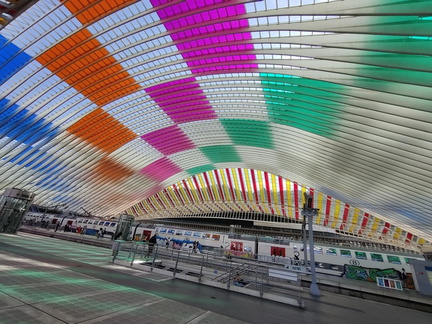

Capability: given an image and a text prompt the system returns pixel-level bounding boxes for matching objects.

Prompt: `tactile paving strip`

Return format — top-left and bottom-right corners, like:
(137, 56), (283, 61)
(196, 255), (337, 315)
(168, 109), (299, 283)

(0, 269), (95, 286)
(0, 305), (64, 324)
(0, 262), (66, 272)
(80, 298), (207, 324)
(100, 264), (173, 282)
(32, 286), (162, 323)
(1, 279), (107, 303)
(0, 291), (24, 310)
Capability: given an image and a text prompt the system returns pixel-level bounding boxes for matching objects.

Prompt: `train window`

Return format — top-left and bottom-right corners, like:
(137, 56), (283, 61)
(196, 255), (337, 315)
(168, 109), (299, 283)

(159, 228), (167, 233)
(404, 257), (413, 265)
(212, 235), (220, 241)
(340, 250), (352, 258)
(355, 252), (367, 260)
(168, 229), (175, 234)
(175, 231), (183, 235)
(104, 222), (110, 226)
(78, 219), (83, 223)
(82, 220), (88, 224)
(99, 221), (105, 225)
(387, 255), (401, 264)
(87, 221), (93, 224)
(109, 223), (116, 227)
(244, 246), (252, 252)
(330, 265), (340, 270)
(326, 248), (337, 256)
(184, 231), (192, 236)
(314, 247), (323, 254)
(193, 232), (201, 238)
(202, 234), (211, 240)
(371, 253), (384, 262)
(316, 262), (324, 268)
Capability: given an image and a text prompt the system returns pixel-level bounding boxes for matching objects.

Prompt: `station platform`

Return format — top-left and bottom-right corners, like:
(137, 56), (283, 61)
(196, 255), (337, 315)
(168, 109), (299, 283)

(1, 230), (432, 324)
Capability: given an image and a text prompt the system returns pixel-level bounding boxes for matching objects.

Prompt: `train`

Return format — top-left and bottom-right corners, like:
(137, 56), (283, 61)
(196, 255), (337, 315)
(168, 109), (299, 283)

(22, 211), (425, 276)
(132, 224), (425, 276)
(23, 211), (119, 237)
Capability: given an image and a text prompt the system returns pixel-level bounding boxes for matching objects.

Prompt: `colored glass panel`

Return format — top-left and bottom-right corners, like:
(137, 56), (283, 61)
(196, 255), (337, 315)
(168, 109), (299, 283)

(0, 35), (32, 85)
(200, 145), (241, 164)
(140, 157), (181, 182)
(67, 108), (136, 154)
(187, 164), (214, 176)
(220, 119), (273, 149)
(141, 125), (195, 156)
(61, 0), (137, 24)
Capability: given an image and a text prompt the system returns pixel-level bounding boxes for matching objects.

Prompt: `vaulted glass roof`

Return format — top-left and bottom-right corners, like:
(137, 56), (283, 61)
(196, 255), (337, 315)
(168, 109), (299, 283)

(1, 0), (432, 250)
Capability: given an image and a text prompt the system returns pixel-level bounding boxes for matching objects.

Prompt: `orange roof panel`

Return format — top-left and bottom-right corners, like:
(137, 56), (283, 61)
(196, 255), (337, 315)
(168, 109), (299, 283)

(67, 108), (137, 154)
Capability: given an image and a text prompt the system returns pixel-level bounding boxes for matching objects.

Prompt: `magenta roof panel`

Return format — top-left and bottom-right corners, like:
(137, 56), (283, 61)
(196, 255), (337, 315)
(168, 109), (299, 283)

(159, 4), (247, 31)
(140, 157), (182, 183)
(187, 54), (256, 67)
(192, 63), (258, 74)
(182, 43), (254, 58)
(146, 76), (217, 123)
(146, 77), (197, 93)
(144, 0), (255, 139)
(141, 125), (195, 155)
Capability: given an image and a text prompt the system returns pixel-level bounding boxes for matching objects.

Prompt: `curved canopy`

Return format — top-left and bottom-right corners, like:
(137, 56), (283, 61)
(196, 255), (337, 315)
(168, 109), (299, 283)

(1, 0), (432, 249)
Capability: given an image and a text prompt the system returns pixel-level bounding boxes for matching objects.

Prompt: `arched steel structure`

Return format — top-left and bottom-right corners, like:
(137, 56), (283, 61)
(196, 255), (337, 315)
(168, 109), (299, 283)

(1, 0), (432, 250)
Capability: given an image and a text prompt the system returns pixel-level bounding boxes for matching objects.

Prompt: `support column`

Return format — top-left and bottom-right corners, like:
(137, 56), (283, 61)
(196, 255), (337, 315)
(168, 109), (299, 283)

(302, 193), (321, 297)
(0, 188), (35, 234)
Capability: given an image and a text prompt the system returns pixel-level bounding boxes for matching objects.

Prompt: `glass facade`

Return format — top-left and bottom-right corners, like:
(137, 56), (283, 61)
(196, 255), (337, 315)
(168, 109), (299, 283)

(1, 0), (431, 249)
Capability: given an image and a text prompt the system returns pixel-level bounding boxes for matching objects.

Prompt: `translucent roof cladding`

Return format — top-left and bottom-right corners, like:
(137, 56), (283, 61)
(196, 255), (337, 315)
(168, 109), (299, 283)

(1, 0), (432, 248)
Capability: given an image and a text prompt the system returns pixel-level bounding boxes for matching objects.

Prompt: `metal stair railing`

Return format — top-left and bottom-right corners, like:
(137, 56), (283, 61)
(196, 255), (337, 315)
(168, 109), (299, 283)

(212, 262), (259, 283)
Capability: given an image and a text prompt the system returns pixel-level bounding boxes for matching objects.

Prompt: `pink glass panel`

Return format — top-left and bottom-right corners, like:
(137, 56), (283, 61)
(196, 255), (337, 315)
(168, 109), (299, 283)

(141, 125), (194, 155)
(182, 43), (254, 58)
(160, 4), (247, 30)
(148, 0), (254, 126)
(140, 157), (182, 182)
(186, 54), (256, 67)
(144, 185), (164, 198)
(192, 63), (258, 74)
(178, 33), (252, 51)
(171, 19), (249, 41)
(146, 77), (197, 92)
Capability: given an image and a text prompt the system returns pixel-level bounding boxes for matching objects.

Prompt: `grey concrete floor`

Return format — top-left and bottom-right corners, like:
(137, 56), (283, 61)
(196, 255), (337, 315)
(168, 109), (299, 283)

(0, 232), (432, 324)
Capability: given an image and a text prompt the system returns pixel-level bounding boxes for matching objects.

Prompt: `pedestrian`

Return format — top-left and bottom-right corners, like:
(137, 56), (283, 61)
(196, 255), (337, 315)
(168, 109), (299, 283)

(294, 252), (300, 265)
(55, 222), (60, 232)
(97, 228), (103, 239)
(166, 237), (170, 249)
(233, 273), (248, 287)
(401, 268), (408, 288)
(146, 234), (157, 257)
(114, 231), (123, 240)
